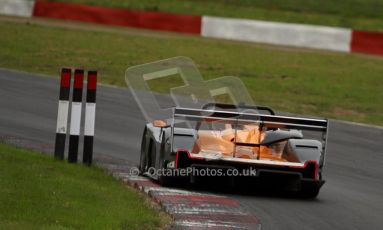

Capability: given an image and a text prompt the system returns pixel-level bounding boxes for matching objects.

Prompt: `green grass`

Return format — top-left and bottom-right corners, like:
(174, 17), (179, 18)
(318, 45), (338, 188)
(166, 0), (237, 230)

(0, 143), (169, 230)
(0, 19), (382, 125)
(51, 0), (383, 31)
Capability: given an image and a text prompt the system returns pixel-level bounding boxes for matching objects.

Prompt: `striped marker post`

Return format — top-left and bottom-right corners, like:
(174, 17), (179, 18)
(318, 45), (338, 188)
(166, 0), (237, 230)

(68, 69), (84, 163)
(83, 71), (97, 165)
(54, 68), (72, 160)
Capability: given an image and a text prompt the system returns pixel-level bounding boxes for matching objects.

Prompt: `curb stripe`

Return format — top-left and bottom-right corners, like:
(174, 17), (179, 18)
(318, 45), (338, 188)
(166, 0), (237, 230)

(99, 163), (262, 230)
(157, 194), (239, 206)
(1, 0), (382, 56)
(32, 0), (202, 34)
(125, 175), (261, 229)
(174, 220), (252, 229)
(201, 16), (352, 52)
(0, 0), (34, 17)
(351, 30), (383, 56)
(174, 213), (260, 223)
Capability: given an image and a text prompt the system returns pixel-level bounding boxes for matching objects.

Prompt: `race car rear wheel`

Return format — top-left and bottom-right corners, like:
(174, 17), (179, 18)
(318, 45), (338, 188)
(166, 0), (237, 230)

(300, 185), (320, 199)
(139, 127), (148, 174)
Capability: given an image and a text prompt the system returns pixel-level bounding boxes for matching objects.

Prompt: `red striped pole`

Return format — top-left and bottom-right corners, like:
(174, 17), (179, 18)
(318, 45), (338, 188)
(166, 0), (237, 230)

(68, 69), (84, 163)
(54, 68), (72, 160)
(83, 71), (97, 165)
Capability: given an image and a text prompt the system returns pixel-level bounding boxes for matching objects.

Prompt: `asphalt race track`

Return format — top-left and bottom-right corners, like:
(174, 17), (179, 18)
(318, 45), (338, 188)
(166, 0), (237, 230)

(1, 69), (382, 229)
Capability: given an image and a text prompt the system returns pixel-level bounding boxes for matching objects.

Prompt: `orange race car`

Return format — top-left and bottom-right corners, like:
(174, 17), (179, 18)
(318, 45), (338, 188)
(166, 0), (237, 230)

(139, 103), (329, 198)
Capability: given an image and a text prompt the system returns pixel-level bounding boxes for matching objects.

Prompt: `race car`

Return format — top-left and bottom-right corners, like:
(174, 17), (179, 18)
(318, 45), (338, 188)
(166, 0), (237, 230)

(139, 103), (329, 198)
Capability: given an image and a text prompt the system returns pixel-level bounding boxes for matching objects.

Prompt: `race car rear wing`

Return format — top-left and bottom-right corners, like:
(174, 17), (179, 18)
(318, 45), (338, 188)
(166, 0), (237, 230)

(171, 107), (329, 164)
(173, 107), (328, 131)
(201, 102), (276, 115)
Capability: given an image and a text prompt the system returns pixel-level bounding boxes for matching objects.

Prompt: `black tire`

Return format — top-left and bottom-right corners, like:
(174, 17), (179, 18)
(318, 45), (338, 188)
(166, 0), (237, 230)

(300, 185), (320, 199)
(139, 127), (148, 174)
(158, 160), (173, 186)
(158, 135), (173, 186)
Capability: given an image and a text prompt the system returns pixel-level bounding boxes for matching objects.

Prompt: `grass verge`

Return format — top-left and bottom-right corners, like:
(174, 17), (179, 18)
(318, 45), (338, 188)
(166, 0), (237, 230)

(0, 142), (169, 230)
(51, 0), (383, 31)
(0, 18), (382, 125)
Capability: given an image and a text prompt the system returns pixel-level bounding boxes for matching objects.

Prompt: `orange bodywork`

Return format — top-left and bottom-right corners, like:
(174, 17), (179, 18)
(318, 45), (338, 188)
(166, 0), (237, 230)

(192, 126), (287, 162)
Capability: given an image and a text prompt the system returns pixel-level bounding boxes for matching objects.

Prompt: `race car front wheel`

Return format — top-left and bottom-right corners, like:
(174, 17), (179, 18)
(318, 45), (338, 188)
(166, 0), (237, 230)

(158, 160), (173, 186)
(158, 135), (173, 186)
